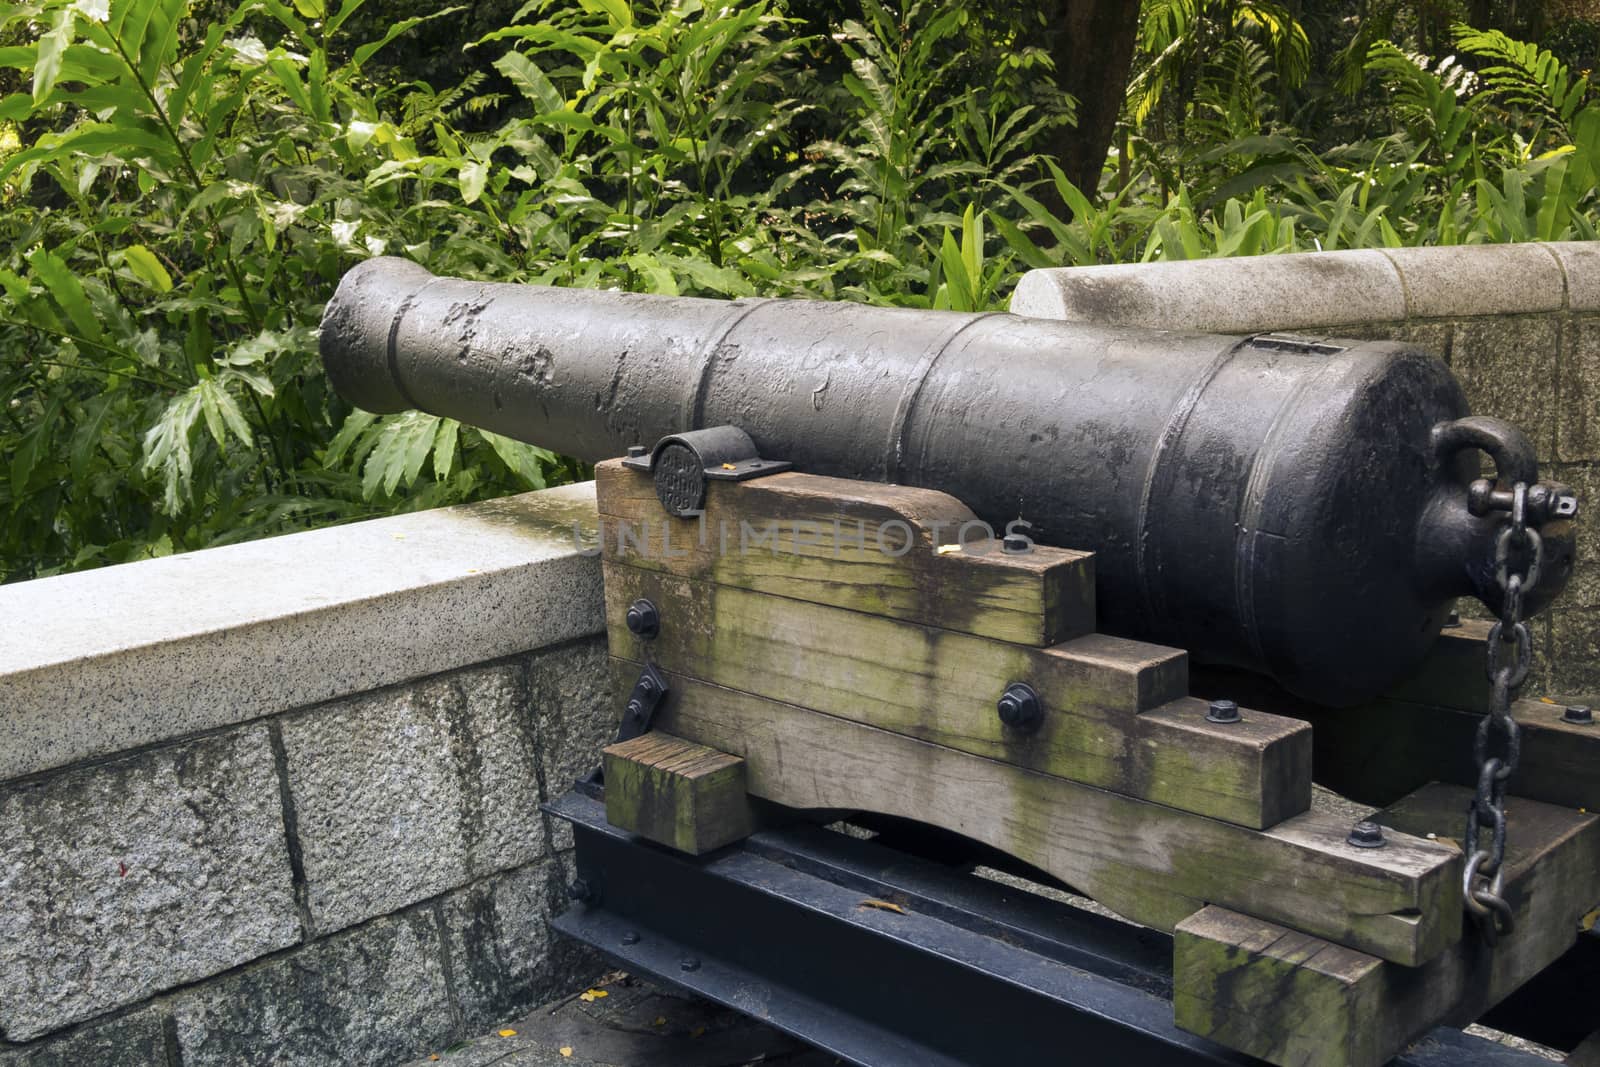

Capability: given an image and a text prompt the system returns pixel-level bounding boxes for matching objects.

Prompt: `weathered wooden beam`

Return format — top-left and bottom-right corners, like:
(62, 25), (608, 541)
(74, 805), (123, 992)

(603, 731), (754, 855)
(1195, 660), (1600, 813)
(1173, 784), (1600, 1067)
(622, 661), (1460, 966)
(605, 564), (1311, 829)
(594, 460), (1096, 647)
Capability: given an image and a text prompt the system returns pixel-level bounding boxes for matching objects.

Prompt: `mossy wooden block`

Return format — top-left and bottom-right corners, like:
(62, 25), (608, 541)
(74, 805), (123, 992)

(594, 459), (1095, 647)
(1174, 785), (1600, 1067)
(1174, 906), (1387, 1067)
(603, 731), (754, 855)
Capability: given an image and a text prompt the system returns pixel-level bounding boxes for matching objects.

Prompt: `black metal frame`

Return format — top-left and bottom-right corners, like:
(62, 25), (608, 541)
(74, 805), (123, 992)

(548, 790), (1557, 1067)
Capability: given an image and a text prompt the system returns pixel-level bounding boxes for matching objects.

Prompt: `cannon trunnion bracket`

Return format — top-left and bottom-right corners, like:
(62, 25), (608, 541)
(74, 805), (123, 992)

(544, 435), (1600, 1067)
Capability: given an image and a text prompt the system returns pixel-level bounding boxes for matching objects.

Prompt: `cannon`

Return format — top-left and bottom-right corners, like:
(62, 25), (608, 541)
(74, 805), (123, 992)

(320, 257), (1575, 705)
(321, 259), (1598, 1067)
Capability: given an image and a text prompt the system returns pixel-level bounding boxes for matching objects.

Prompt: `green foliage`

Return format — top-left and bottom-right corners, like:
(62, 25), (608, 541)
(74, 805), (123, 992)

(0, 0), (578, 579)
(3, 0), (1600, 583)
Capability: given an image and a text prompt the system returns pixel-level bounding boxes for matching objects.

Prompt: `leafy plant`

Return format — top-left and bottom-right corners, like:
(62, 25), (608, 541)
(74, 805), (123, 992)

(0, 0), (569, 579)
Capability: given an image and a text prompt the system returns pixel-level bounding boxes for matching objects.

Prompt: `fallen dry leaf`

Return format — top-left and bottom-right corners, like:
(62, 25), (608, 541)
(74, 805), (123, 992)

(560, 1047), (574, 1058)
(498, 1029), (518, 1038)
(860, 898), (906, 914)
(578, 988), (609, 1002)
(653, 1016), (666, 1027)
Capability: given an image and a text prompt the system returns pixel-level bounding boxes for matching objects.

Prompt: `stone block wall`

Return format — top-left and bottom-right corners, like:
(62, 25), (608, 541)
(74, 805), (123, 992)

(0, 483), (613, 1067)
(1012, 241), (1600, 701)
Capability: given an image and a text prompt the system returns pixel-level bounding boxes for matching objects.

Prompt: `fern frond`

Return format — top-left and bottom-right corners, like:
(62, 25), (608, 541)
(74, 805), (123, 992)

(1454, 24), (1591, 139)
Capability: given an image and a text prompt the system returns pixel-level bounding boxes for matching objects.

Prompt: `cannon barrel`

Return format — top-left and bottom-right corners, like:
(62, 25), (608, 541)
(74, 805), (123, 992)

(320, 257), (1576, 705)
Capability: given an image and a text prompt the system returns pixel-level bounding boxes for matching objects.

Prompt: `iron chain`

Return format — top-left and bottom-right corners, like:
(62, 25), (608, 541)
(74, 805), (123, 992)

(1463, 483), (1543, 945)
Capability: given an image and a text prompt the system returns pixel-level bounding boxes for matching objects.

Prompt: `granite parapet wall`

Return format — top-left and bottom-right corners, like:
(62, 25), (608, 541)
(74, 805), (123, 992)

(1013, 241), (1600, 700)
(0, 483), (611, 1066)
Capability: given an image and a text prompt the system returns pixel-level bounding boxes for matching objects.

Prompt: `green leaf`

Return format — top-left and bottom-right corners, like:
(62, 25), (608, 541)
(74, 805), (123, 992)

(9, 396), (59, 510)
(458, 160), (487, 204)
(27, 247), (103, 342)
(432, 418), (459, 481)
(142, 386), (204, 513)
(137, 0), (187, 88)
(494, 51), (562, 113)
(0, 92), (33, 120)
(360, 411), (442, 498)
(33, 8), (73, 105)
(352, 7), (465, 68)
(482, 430), (553, 489)
(122, 244), (173, 292)
(325, 409), (376, 467)
(196, 378), (253, 447)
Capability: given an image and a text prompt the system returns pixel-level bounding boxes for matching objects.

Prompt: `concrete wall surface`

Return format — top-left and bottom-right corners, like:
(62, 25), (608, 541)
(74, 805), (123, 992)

(0, 483), (612, 1067)
(1013, 241), (1600, 701)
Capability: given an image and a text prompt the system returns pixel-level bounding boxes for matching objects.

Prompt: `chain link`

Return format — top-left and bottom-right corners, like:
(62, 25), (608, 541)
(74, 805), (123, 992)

(1463, 483), (1542, 945)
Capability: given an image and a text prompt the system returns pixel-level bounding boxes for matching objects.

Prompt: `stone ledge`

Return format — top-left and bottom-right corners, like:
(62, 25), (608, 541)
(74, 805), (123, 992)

(1009, 248), (1405, 330)
(1543, 241), (1600, 312)
(0, 483), (604, 784)
(1009, 241), (1595, 330)
(1385, 243), (1567, 318)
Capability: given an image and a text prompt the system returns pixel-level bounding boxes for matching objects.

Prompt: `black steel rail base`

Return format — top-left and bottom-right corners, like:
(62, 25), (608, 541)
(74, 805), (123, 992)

(548, 790), (1553, 1067)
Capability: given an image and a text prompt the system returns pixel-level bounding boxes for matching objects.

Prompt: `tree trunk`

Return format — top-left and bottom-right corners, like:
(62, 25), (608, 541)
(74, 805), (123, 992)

(1046, 0), (1143, 201)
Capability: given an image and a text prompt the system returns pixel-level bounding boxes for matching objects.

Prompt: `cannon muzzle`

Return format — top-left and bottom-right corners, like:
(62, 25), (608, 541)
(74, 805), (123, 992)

(320, 257), (1576, 705)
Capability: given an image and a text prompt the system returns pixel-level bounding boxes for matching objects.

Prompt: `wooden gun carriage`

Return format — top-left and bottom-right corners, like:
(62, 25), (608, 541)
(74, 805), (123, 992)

(580, 445), (1598, 1067)
(319, 261), (1598, 1066)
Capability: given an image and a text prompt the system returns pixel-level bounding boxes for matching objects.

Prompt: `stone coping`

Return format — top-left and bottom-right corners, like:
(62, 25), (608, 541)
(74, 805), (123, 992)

(1009, 241), (1600, 330)
(0, 482), (604, 783)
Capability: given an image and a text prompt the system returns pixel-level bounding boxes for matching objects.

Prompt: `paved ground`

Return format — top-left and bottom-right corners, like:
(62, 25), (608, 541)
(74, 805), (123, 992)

(401, 971), (840, 1067)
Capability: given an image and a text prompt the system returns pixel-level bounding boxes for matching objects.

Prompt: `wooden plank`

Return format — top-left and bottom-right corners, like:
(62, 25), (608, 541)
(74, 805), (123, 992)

(593, 459), (1096, 647)
(606, 565), (1311, 829)
(1196, 662), (1600, 812)
(625, 660), (1460, 965)
(603, 731), (754, 854)
(1174, 784), (1600, 1067)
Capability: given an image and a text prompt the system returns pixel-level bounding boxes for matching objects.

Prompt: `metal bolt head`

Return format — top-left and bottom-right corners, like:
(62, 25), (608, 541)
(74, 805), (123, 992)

(1562, 704), (1594, 725)
(680, 957), (701, 972)
(1348, 820), (1386, 849)
(625, 598), (660, 640)
(1205, 699), (1241, 724)
(567, 879), (596, 904)
(627, 444), (648, 458)
(996, 682), (1042, 730)
(1443, 610), (1460, 628)
(1001, 534), (1030, 554)
(620, 931), (640, 946)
